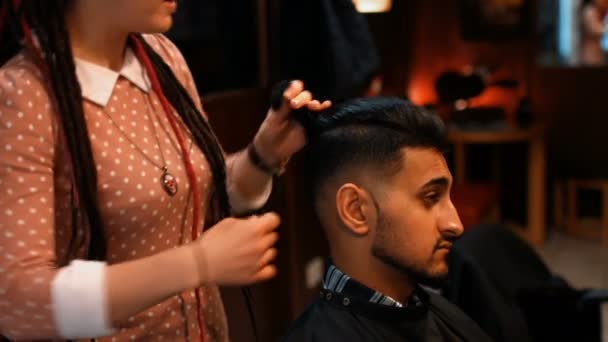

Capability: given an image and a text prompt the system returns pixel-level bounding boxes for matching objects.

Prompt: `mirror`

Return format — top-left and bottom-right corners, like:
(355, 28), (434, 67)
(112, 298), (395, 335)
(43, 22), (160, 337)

(538, 0), (608, 66)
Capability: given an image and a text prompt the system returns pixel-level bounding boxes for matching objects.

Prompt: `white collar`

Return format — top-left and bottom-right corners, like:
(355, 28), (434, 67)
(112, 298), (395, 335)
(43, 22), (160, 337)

(74, 48), (151, 107)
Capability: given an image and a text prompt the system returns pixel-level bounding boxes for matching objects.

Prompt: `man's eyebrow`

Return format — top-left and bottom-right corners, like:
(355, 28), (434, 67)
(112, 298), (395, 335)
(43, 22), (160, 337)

(417, 177), (449, 192)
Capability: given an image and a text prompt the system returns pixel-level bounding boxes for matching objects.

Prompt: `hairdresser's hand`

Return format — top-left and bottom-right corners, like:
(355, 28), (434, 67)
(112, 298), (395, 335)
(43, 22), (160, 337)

(253, 80), (331, 169)
(190, 212), (280, 286)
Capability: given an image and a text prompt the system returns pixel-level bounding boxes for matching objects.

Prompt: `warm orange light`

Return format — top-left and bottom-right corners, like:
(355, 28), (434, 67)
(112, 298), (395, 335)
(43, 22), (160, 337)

(352, 0), (392, 13)
(407, 77), (436, 106)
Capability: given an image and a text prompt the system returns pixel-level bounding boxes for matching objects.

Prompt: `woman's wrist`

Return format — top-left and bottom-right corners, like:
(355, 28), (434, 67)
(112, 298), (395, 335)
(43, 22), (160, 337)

(247, 141), (288, 176)
(167, 244), (205, 289)
(185, 242), (210, 286)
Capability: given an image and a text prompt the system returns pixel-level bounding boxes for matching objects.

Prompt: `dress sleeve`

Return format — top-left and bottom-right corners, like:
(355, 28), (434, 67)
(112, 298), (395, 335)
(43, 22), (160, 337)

(0, 56), (113, 340)
(144, 34), (272, 213)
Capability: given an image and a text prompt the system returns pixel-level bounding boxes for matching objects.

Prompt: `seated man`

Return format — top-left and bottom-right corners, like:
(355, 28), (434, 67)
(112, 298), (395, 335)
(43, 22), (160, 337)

(282, 97), (492, 341)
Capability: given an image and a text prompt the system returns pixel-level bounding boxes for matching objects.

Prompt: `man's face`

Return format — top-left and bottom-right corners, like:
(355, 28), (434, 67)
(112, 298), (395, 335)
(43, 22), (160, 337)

(370, 147), (463, 286)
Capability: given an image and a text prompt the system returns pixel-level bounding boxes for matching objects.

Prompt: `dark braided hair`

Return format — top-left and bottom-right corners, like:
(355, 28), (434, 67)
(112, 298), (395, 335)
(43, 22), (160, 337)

(135, 35), (230, 223)
(0, 0), (231, 263)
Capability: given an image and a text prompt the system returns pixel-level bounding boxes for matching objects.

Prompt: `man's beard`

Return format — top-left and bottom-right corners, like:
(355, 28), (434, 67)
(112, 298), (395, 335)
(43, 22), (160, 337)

(371, 210), (450, 289)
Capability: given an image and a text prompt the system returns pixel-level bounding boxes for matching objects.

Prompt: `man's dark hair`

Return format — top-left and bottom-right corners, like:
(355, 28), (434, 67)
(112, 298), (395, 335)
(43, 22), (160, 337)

(297, 97), (447, 199)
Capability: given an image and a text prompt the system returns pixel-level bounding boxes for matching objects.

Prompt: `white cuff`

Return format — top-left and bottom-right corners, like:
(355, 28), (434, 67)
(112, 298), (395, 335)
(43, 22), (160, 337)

(51, 260), (114, 339)
(228, 177), (273, 214)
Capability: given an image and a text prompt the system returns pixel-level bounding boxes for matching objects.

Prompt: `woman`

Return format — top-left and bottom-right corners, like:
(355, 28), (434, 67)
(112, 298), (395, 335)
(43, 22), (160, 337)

(0, 0), (330, 341)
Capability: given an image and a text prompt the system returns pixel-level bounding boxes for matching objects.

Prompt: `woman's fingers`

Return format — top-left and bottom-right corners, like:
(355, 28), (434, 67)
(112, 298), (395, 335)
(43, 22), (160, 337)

(252, 265), (277, 282)
(257, 247), (278, 268)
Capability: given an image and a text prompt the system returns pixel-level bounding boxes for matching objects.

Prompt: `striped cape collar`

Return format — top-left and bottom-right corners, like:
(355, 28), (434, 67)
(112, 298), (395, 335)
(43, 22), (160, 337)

(322, 259), (422, 308)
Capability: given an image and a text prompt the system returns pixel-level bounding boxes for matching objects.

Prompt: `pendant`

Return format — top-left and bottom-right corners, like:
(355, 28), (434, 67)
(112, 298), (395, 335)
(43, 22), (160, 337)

(160, 166), (178, 196)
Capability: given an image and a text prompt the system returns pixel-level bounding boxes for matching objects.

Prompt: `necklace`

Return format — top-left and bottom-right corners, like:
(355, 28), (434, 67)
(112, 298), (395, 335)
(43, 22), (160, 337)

(143, 95), (179, 196)
(101, 92), (189, 196)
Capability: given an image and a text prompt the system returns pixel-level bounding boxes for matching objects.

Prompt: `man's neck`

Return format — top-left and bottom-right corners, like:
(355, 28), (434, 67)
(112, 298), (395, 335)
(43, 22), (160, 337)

(66, 4), (127, 71)
(331, 254), (415, 304)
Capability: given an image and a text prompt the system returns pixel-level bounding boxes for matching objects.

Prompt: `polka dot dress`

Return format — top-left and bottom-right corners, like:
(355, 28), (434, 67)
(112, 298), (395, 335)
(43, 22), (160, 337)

(0, 34), (229, 341)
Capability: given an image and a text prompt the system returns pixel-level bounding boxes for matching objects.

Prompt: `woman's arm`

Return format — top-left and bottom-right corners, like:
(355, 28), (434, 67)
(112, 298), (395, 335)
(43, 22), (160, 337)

(107, 213), (280, 329)
(225, 80), (331, 213)
(143, 35), (330, 214)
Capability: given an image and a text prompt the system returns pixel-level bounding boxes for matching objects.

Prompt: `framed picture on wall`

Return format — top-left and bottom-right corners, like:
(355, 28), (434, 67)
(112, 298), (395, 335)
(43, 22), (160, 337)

(459, 0), (530, 41)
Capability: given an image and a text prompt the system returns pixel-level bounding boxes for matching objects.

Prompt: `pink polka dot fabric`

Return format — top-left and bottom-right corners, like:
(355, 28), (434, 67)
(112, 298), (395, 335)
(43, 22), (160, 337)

(0, 35), (229, 341)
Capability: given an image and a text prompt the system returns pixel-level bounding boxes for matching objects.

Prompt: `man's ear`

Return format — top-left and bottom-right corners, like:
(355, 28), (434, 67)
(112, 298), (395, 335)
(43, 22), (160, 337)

(335, 183), (376, 236)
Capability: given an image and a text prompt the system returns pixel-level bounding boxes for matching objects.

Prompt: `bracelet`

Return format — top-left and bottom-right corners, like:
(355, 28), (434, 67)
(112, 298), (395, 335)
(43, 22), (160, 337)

(247, 143), (288, 176)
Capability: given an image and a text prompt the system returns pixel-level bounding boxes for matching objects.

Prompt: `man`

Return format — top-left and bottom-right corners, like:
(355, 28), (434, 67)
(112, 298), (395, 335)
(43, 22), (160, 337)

(282, 97), (492, 341)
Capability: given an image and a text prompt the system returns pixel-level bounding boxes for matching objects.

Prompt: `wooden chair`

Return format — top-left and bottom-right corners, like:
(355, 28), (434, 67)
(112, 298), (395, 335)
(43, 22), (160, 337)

(555, 178), (608, 242)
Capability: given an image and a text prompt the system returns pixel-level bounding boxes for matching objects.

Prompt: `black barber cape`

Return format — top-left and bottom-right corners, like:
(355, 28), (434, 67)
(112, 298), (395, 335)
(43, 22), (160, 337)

(282, 286), (493, 342)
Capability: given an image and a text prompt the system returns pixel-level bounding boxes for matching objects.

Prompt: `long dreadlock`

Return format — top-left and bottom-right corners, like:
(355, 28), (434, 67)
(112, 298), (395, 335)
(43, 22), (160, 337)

(134, 35), (230, 224)
(0, 0), (230, 262)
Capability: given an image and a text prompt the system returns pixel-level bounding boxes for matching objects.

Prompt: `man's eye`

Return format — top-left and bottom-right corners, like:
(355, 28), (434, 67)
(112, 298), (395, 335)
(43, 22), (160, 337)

(424, 192), (440, 204)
